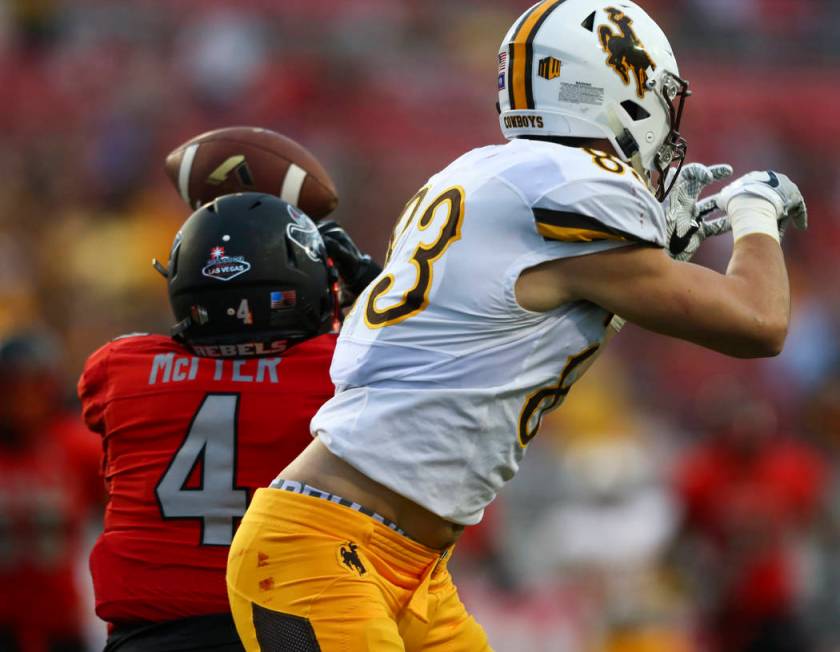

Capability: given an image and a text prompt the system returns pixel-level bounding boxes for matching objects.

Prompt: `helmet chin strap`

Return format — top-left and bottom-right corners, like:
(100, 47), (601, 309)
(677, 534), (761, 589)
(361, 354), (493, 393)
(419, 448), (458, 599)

(629, 153), (652, 192)
(605, 106), (654, 194)
(171, 317), (191, 339)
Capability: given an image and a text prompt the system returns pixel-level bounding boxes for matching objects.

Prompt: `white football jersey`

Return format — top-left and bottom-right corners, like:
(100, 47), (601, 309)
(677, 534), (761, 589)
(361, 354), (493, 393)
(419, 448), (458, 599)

(311, 138), (665, 525)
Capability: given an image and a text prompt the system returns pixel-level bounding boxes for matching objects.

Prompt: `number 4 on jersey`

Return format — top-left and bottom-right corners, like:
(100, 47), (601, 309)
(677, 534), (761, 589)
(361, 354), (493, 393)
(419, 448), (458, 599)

(156, 394), (248, 545)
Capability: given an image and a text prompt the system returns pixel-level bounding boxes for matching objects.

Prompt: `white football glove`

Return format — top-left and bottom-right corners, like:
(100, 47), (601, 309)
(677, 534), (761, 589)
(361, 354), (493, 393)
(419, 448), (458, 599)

(704, 170), (808, 239)
(665, 162), (733, 262)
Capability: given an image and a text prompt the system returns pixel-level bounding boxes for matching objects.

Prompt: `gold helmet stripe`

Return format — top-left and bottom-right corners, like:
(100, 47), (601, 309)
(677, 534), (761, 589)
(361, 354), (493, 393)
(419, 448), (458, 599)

(509, 0), (567, 110)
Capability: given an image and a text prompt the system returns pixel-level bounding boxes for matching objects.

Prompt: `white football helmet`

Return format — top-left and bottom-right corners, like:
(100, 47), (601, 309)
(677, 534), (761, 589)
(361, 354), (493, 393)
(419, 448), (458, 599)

(497, 0), (689, 199)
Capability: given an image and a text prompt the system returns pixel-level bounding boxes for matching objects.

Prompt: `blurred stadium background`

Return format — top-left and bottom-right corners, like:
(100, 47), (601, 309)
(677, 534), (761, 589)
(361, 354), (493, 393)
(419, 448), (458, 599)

(2, 0), (839, 650)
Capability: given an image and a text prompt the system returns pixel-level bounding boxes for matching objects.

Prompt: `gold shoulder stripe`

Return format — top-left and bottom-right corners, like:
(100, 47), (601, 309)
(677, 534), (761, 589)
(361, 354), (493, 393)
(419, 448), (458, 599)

(509, 0), (567, 110)
(537, 223), (626, 242)
(533, 208), (653, 244)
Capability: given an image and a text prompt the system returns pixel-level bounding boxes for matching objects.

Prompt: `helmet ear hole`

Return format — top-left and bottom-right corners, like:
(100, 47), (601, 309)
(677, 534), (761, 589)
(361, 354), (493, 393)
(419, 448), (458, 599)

(620, 100), (651, 122)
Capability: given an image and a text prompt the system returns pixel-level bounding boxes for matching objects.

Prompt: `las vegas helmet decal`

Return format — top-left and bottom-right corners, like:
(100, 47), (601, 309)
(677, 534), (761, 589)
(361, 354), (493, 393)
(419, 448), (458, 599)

(201, 246), (252, 282)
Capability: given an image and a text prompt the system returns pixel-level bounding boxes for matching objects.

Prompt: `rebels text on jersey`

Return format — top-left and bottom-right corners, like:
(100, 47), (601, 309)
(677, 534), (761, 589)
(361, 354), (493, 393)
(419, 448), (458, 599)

(78, 333), (335, 625)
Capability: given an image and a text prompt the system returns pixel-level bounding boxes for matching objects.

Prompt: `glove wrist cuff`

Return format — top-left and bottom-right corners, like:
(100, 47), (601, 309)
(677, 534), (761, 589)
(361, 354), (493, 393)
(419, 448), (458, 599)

(729, 195), (780, 244)
(723, 184), (784, 217)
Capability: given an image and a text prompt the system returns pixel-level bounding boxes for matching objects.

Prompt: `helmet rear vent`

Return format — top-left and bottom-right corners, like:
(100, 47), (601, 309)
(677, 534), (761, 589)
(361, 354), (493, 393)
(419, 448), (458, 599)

(581, 11), (595, 32)
(621, 100), (651, 121)
(249, 199), (263, 210)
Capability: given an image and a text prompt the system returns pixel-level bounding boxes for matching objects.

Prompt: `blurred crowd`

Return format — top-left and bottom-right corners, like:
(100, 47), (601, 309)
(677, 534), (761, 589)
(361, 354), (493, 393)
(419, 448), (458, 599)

(1, 0), (839, 650)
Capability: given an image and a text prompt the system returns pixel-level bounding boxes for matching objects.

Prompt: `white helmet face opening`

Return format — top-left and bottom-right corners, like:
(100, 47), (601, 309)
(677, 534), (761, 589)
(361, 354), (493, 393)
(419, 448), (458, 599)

(498, 0), (690, 200)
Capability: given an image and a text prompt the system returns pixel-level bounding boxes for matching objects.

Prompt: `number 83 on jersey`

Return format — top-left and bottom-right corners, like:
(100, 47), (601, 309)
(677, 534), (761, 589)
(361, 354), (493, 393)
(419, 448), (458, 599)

(363, 185), (466, 328)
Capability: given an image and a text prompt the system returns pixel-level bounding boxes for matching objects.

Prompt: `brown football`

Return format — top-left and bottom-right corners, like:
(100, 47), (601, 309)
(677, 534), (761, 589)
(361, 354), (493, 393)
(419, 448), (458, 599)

(164, 126), (338, 219)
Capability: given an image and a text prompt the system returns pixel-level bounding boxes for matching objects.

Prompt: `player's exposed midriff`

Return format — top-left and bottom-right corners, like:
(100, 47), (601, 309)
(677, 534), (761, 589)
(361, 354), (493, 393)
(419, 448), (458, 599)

(279, 438), (465, 550)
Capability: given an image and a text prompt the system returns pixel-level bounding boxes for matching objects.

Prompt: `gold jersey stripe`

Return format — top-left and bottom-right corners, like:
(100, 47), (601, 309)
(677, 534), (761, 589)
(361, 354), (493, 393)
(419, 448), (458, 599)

(509, 0), (566, 110)
(537, 223), (628, 243)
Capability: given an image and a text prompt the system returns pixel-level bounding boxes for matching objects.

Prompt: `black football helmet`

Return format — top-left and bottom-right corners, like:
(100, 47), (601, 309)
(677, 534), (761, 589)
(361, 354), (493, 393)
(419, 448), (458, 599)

(161, 193), (337, 357)
(0, 330), (60, 373)
(0, 329), (64, 440)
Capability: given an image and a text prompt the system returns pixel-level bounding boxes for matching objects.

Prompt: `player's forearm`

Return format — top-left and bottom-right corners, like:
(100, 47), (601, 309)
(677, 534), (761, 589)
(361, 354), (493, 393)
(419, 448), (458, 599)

(657, 234), (788, 358)
(719, 233), (789, 355)
(564, 244), (789, 359)
(652, 192), (791, 357)
(702, 193), (791, 357)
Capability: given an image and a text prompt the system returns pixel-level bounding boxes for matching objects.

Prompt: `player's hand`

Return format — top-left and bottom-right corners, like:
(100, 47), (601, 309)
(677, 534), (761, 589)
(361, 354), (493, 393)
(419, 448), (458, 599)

(711, 170), (808, 238)
(317, 221), (382, 304)
(665, 162), (733, 262)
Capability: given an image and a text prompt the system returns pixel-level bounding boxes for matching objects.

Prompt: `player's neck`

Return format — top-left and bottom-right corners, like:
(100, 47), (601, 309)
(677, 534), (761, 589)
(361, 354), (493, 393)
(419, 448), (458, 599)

(517, 135), (618, 158)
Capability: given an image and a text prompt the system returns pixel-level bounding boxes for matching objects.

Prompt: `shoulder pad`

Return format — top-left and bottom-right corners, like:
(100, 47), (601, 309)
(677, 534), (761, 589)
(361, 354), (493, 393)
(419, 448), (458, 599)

(111, 332), (151, 341)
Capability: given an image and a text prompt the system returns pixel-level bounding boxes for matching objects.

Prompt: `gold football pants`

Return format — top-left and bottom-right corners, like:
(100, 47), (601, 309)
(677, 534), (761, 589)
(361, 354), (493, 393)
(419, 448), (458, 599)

(227, 488), (493, 651)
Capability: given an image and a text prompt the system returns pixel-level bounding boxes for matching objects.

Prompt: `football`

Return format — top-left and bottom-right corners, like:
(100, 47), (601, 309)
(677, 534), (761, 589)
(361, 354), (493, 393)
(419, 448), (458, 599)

(164, 126), (339, 218)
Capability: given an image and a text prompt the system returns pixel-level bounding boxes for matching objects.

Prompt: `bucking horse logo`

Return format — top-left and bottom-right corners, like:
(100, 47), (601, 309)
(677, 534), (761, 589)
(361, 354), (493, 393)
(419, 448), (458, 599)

(339, 542), (367, 576)
(598, 7), (656, 99)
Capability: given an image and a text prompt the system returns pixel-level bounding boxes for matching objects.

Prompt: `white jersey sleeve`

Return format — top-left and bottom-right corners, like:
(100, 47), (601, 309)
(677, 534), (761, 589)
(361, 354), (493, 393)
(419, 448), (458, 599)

(310, 139), (665, 525)
(531, 173), (666, 247)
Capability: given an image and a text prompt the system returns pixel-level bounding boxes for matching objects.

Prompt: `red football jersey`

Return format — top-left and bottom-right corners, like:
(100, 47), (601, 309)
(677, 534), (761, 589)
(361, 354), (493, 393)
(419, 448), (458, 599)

(0, 416), (102, 641)
(78, 333), (336, 625)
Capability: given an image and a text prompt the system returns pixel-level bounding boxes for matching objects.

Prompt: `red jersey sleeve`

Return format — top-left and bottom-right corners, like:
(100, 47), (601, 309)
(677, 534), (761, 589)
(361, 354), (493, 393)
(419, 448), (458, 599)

(78, 342), (113, 436)
(63, 417), (107, 506)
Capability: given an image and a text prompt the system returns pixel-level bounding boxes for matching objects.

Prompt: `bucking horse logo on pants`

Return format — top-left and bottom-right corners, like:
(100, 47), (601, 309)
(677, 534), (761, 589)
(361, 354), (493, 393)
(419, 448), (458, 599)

(339, 542), (367, 576)
(598, 7), (657, 99)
